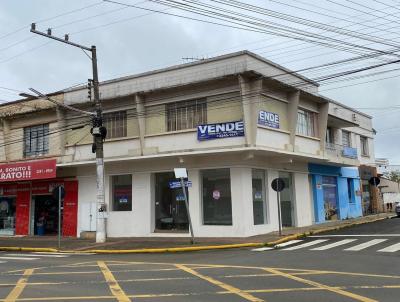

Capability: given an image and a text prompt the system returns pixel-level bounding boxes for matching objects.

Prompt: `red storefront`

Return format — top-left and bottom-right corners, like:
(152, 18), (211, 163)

(0, 159), (78, 237)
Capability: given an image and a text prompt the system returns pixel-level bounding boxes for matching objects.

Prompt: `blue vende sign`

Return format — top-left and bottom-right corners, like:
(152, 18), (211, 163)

(197, 121), (244, 141)
(169, 180), (192, 189)
(258, 110), (280, 129)
(342, 147), (358, 159)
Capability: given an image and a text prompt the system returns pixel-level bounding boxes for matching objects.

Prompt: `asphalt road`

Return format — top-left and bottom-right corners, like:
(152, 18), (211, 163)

(0, 217), (399, 302)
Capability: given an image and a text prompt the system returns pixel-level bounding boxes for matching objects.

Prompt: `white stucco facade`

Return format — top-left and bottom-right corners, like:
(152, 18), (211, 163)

(0, 50), (377, 238)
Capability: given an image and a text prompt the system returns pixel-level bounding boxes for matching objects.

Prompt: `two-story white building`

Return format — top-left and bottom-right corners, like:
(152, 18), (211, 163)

(0, 51), (376, 238)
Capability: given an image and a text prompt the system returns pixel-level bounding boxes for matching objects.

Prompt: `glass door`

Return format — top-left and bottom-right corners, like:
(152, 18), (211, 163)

(279, 172), (294, 227)
(0, 197), (16, 235)
(154, 172), (189, 232)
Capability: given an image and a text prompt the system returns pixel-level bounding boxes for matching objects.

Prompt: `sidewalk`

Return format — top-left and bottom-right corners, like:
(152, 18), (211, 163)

(0, 213), (394, 253)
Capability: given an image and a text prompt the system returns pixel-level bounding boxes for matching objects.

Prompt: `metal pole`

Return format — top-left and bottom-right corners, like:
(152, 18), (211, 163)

(29, 27), (107, 243)
(92, 46), (106, 244)
(277, 191), (282, 236)
(58, 188), (61, 249)
(180, 177), (194, 244)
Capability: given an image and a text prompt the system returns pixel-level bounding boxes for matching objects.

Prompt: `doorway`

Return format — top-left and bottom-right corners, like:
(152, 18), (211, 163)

(0, 197), (16, 235)
(279, 171), (294, 227)
(154, 172), (189, 232)
(33, 195), (60, 235)
(322, 176), (338, 221)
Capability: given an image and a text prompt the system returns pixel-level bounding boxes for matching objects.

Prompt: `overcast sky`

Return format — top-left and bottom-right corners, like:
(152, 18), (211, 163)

(0, 0), (399, 165)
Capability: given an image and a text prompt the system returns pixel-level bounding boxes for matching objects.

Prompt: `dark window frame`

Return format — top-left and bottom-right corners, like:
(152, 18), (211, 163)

(111, 174), (132, 212)
(23, 124), (49, 157)
(360, 136), (369, 156)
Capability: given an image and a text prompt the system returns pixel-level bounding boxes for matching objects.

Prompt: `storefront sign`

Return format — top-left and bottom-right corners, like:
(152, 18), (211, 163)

(169, 180), (192, 189)
(258, 111), (280, 129)
(0, 159), (56, 182)
(197, 121), (244, 141)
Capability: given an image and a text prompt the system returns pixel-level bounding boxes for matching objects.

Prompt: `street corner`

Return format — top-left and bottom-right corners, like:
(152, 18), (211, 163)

(1, 259), (400, 302)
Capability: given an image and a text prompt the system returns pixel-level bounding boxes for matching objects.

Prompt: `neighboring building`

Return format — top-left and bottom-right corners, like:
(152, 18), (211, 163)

(378, 177), (400, 211)
(0, 51), (376, 237)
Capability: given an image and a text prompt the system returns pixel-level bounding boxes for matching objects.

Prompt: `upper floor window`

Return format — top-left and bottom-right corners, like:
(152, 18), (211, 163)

(24, 124), (49, 157)
(167, 99), (207, 132)
(326, 127), (334, 143)
(296, 109), (315, 137)
(360, 136), (369, 156)
(103, 111), (127, 139)
(342, 130), (351, 147)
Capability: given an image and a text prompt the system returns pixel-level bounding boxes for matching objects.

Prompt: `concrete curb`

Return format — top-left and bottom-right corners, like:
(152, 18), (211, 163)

(0, 215), (393, 254)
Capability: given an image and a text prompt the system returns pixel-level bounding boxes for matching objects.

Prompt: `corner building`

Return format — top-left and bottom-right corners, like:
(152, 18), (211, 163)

(0, 51), (376, 238)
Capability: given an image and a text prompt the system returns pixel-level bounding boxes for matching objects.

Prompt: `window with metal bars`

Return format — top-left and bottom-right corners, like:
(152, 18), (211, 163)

(342, 130), (351, 147)
(103, 111), (127, 139)
(166, 99), (207, 132)
(360, 136), (369, 156)
(296, 109), (316, 137)
(23, 124), (49, 157)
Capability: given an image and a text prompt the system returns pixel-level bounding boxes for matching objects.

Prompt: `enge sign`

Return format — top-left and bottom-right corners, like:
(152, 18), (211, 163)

(258, 110), (279, 129)
(197, 121), (244, 141)
(0, 159), (56, 182)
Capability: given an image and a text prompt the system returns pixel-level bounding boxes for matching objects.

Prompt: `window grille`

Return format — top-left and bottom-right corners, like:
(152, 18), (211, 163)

(166, 99), (207, 131)
(24, 124), (49, 157)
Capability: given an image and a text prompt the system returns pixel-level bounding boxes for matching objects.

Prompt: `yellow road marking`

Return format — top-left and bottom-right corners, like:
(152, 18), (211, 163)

(0, 284), (398, 301)
(97, 261), (131, 302)
(175, 264), (264, 302)
(105, 260), (400, 280)
(4, 269), (34, 302)
(263, 267), (378, 302)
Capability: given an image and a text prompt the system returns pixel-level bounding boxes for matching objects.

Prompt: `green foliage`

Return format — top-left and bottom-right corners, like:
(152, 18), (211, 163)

(384, 170), (400, 183)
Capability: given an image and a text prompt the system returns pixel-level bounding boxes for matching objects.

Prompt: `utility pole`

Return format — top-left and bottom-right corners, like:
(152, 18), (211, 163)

(30, 24), (107, 243)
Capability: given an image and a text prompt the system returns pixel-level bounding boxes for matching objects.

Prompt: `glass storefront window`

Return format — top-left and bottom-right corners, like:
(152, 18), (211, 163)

(252, 169), (267, 225)
(202, 169), (232, 225)
(322, 176), (338, 220)
(0, 197), (16, 235)
(111, 175), (132, 211)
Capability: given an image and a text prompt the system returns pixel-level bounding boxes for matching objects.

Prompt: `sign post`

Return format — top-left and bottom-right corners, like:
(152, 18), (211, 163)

(52, 186), (65, 249)
(271, 178), (286, 236)
(174, 168), (195, 244)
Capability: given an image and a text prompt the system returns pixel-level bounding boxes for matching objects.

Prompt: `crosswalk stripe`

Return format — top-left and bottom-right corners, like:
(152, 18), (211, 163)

(282, 239), (329, 251)
(251, 247), (273, 251)
(5, 253), (68, 258)
(275, 240), (303, 248)
(377, 243), (400, 253)
(0, 256), (36, 261)
(344, 239), (388, 251)
(311, 239), (357, 251)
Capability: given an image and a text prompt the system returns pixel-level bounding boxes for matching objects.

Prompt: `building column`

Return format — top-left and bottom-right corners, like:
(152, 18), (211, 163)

(287, 90), (300, 152)
(135, 94), (146, 156)
(238, 75), (262, 147)
(2, 119), (11, 161)
(56, 108), (66, 157)
(318, 102), (329, 152)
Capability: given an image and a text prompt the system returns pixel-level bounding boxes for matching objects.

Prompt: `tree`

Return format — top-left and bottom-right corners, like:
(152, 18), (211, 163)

(384, 170), (400, 183)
